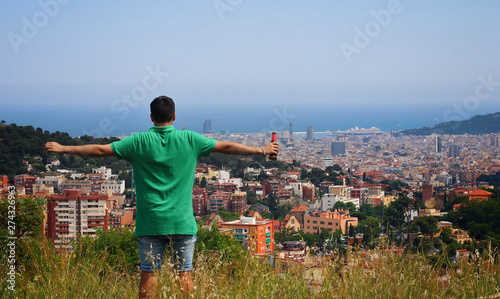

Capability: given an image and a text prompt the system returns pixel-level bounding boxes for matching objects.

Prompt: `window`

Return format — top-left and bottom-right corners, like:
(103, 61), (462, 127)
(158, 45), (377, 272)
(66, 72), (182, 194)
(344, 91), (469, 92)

(328, 222), (332, 225)
(320, 221), (324, 225)
(313, 221), (317, 224)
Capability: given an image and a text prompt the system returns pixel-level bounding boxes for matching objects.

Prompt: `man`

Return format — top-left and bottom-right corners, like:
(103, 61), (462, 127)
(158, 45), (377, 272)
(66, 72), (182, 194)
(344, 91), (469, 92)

(44, 96), (279, 298)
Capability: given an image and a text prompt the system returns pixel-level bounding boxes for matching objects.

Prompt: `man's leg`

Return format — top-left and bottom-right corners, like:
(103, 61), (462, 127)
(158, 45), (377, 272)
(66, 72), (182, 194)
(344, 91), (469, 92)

(139, 271), (157, 299)
(138, 236), (167, 299)
(172, 235), (197, 297)
(179, 271), (194, 296)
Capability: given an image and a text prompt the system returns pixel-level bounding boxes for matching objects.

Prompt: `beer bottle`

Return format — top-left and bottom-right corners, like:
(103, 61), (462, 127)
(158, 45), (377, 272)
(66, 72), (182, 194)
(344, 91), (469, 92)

(269, 132), (278, 160)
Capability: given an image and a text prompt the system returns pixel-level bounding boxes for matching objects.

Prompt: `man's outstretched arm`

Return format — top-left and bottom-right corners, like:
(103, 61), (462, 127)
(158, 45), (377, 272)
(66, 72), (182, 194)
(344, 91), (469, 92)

(44, 142), (114, 157)
(212, 141), (279, 156)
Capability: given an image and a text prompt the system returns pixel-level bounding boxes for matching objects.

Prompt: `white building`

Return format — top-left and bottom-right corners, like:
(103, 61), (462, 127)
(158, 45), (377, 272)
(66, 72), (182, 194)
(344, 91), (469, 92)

(100, 180), (126, 195)
(321, 193), (360, 211)
(323, 156), (334, 168)
(36, 175), (65, 191)
(288, 181), (303, 197)
(92, 166), (115, 180)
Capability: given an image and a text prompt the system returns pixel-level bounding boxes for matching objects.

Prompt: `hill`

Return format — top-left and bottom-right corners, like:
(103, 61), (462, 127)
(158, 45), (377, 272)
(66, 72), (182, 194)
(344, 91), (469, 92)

(401, 112), (500, 135)
(0, 123), (125, 178)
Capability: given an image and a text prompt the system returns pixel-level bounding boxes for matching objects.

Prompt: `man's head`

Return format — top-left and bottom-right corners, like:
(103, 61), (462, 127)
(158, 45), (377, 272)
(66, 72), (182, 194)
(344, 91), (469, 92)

(150, 96), (175, 124)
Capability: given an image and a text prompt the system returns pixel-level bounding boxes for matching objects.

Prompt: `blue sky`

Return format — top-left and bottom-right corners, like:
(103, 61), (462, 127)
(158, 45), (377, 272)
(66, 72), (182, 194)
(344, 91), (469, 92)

(1, 1), (500, 135)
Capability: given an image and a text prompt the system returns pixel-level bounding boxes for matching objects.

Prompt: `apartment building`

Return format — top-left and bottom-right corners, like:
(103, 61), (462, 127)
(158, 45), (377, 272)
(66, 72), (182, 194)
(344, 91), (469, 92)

(220, 217), (274, 254)
(230, 191), (247, 214)
(47, 189), (108, 248)
(14, 174), (37, 195)
(60, 180), (124, 195)
(304, 209), (358, 235)
(61, 180), (92, 194)
(36, 175), (66, 191)
(351, 186), (369, 205)
(108, 209), (134, 229)
(329, 185), (352, 198)
(208, 191), (231, 213)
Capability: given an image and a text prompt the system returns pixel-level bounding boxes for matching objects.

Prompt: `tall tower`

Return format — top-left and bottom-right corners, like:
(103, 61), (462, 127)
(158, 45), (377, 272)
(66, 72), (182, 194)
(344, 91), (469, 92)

(306, 126), (314, 140)
(434, 136), (442, 153)
(448, 145), (460, 157)
(203, 119), (212, 134)
(289, 121), (293, 140)
(491, 135), (499, 147)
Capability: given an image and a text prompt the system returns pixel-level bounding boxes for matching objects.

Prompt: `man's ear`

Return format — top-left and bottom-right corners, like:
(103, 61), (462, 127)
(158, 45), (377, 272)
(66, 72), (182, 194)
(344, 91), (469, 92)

(150, 114), (155, 123)
(172, 113), (176, 122)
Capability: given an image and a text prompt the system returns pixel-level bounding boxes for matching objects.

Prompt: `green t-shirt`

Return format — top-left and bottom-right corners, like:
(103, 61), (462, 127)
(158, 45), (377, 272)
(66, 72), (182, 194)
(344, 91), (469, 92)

(111, 126), (216, 236)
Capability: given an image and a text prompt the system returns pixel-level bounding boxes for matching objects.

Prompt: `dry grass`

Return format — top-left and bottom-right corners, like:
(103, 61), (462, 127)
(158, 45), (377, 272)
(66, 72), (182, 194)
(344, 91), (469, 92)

(1, 238), (499, 298)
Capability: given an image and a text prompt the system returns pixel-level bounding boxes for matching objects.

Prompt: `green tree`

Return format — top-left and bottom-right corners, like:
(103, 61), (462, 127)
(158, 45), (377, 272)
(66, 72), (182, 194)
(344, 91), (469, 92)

(217, 211), (241, 221)
(266, 190), (278, 212)
(411, 216), (439, 241)
(357, 216), (381, 246)
(348, 224), (355, 237)
(195, 224), (245, 261)
(0, 194), (45, 238)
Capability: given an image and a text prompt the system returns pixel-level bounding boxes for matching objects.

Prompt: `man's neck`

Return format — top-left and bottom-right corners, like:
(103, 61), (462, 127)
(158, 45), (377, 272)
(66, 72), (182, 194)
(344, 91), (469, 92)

(154, 121), (173, 127)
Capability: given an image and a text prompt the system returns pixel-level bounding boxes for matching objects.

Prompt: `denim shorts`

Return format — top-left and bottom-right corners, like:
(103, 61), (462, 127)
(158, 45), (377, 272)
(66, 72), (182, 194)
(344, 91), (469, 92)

(138, 234), (196, 272)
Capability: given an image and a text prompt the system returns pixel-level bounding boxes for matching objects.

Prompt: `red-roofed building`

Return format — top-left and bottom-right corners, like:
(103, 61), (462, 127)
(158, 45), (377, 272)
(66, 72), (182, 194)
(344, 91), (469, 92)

(14, 174), (37, 195)
(456, 249), (470, 260)
(291, 205), (308, 228)
(467, 189), (492, 202)
(247, 210), (263, 219)
(282, 214), (301, 232)
(453, 203), (462, 211)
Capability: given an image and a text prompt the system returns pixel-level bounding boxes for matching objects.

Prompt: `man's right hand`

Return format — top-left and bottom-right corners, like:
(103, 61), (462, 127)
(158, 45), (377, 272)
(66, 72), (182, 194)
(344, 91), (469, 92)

(45, 142), (65, 154)
(263, 142), (279, 156)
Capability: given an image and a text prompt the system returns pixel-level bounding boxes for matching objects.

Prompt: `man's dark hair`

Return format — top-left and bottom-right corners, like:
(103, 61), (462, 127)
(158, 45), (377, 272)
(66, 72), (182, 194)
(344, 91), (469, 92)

(150, 96), (175, 123)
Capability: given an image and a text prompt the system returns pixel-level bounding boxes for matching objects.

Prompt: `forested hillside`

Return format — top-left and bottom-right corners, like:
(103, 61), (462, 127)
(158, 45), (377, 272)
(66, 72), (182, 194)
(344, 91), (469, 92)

(0, 123), (124, 178)
(401, 112), (500, 135)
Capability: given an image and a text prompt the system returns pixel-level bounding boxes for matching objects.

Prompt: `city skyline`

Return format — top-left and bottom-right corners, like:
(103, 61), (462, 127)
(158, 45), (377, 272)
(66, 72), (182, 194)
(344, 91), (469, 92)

(1, 2), (500, 136)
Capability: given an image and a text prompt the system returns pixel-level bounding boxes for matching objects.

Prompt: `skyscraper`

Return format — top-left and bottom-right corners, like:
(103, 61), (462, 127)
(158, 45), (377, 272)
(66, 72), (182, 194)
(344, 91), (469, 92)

(434, 136), (442, 153)
(289, 121), (293, 140)
(491, 135), (499, 147)
(203, 118), (212, 134)
(306, 126), (314, 140)
(331, 141), (346, 156)
(448, 145), (460, 157)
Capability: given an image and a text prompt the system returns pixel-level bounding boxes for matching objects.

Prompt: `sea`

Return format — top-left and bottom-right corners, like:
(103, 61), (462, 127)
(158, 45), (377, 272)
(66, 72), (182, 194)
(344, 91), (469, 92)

(3, 99), (500, 137)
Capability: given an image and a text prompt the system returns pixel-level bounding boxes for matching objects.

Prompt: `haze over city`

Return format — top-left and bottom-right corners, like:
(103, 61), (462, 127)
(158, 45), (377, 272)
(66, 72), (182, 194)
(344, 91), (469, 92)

(1, 1), (500, 136)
